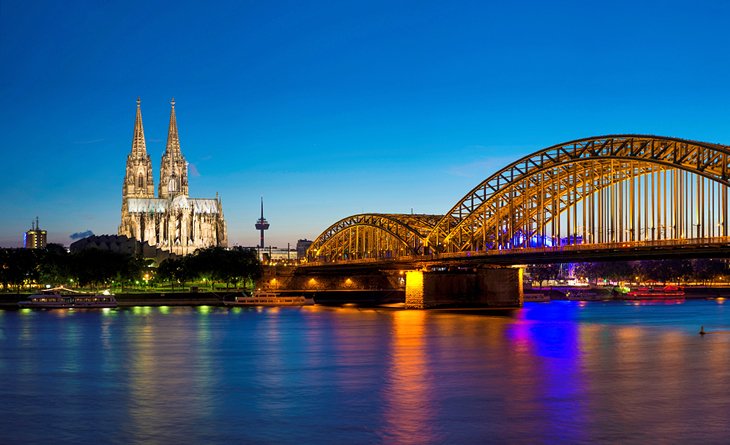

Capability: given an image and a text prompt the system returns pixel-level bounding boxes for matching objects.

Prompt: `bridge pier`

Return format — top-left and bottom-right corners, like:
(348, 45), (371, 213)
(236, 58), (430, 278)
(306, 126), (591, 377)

(405, 266), (523, 309)
(266, 267), (405, 306)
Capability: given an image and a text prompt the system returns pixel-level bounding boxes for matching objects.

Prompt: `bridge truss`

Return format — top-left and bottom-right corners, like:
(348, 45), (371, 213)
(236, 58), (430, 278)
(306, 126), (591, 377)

(309, 213), (441, 262)
(308, 135), (730, 263)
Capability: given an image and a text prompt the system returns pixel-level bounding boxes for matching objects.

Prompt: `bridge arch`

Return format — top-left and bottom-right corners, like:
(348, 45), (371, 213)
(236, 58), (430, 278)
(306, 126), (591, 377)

(428, 135), (730, 252)
(307, 213), (441, 262)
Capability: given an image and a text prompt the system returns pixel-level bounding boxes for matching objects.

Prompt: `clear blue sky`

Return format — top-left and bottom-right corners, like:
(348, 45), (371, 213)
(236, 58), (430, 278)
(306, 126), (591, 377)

(1, 0), (729, 248)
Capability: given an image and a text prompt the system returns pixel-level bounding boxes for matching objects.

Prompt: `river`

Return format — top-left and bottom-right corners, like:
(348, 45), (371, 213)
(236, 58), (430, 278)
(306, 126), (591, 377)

(1, 300), (728, 444)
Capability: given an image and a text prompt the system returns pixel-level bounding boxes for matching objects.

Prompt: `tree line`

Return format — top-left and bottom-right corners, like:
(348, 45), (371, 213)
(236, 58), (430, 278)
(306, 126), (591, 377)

(156, 246), (262, 290)
(528, 258), (729, 287)
(0, 245), (262, 292)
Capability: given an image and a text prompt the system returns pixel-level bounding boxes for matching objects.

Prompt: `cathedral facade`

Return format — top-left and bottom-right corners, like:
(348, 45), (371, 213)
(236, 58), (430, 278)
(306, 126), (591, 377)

(119, 98), (227, 256)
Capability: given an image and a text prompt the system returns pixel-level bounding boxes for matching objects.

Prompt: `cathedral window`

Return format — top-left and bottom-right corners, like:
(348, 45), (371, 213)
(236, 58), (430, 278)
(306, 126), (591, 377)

(168, 175), (178, 193)
(137, 173), (144, 188)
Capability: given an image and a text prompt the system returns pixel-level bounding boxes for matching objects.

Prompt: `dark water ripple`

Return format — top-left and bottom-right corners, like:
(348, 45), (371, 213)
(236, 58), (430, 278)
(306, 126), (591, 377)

(0, 300), (728, 444)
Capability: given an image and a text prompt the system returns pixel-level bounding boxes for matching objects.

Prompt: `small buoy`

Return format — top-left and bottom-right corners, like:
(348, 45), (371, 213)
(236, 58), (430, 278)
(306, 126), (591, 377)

(699, 326), (706, 336)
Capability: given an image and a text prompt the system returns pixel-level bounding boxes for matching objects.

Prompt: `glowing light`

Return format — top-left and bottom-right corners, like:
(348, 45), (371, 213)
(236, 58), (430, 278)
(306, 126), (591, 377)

(198, 305), (211, 314)
(405, 271), (424, 309)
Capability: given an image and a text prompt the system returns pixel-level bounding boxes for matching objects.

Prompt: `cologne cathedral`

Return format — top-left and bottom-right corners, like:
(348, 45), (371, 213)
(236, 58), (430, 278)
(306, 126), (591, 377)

(119, 98), (227, 255)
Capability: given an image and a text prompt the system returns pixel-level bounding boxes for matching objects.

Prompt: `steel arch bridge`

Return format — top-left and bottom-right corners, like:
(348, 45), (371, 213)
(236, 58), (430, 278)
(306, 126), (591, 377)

(307, 135), (730, 264)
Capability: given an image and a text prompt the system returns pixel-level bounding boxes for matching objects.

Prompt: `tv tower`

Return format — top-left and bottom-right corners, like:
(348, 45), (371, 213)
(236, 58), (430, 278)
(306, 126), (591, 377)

(255, 197), (270, 249)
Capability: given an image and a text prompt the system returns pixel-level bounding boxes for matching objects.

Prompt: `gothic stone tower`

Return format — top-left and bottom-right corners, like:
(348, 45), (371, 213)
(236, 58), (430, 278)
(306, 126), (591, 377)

(158, 98), (189, 199)
(122, 98), (154, 199)
(119, 98), (227, 255)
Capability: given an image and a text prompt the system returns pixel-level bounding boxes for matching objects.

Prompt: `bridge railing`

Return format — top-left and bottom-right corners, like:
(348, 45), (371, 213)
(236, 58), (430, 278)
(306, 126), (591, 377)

(435, 236), (730, 258)
(302, 236), (730, 267)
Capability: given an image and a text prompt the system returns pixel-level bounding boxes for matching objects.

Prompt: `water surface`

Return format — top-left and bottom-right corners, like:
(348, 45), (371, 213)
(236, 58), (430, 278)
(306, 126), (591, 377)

(1, 300), (728, 444)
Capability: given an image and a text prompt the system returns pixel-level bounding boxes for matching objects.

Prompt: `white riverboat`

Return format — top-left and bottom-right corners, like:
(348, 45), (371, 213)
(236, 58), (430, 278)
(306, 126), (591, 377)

(18, 287), (117, 309)
(224, 290), (314, 307)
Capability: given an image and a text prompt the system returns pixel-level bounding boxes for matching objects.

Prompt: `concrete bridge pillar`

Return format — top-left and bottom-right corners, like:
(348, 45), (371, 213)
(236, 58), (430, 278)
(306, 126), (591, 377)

(474, 266), (523, 307)
(405, 266), (523, 309)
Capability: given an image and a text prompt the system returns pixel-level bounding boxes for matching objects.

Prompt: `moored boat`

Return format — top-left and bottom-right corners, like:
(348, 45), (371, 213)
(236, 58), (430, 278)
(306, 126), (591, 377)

(523, 292), (551, 302)
(625, 285), (685, 300)
(224, 290), (314, 307)
(18, 287), (117, 309)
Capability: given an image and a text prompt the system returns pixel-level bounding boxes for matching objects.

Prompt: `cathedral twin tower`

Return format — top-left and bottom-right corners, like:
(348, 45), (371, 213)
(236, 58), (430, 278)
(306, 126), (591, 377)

(119, 98), (227, 255)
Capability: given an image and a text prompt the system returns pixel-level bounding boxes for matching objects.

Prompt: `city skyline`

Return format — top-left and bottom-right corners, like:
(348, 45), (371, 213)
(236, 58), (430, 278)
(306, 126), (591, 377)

(2, 1), (730, 248)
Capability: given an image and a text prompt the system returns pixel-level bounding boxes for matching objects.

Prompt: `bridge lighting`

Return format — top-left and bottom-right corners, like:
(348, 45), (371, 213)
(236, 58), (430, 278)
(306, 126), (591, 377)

(306, 135), (728, 264)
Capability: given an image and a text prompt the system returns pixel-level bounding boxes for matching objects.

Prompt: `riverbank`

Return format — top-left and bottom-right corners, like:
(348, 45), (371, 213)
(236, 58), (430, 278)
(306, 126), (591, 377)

(2, 286), (728, 309)
(0, 292), (231, 308)
(526, 285), (730, 301)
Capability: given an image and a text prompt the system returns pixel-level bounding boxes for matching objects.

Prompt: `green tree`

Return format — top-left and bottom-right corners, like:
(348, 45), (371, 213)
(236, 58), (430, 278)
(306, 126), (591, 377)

(38, 243), (71, 286)
(157, 257), (189, 291)
(527, 264), (559, 287)
(690, 259), (727, 283)
(185, 247), (262, 290)
(70, 249), (132, 289)
(1, 248), (40, 291)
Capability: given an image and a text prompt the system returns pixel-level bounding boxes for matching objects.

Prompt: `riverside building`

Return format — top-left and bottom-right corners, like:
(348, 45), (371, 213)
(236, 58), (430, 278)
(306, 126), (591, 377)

(24, 218), (47, 249)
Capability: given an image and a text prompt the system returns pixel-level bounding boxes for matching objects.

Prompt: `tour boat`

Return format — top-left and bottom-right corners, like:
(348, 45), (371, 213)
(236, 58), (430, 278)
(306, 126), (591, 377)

(566, 290), (606, 301)
(224, 290), (315, 307)
(523, 293), (551, 302)
(18, 288), (117, 309)
(625, 285), (685, 300)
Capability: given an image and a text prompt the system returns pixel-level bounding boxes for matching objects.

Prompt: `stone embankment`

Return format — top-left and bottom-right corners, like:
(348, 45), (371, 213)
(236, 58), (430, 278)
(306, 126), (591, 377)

(0, 292), (236, 308)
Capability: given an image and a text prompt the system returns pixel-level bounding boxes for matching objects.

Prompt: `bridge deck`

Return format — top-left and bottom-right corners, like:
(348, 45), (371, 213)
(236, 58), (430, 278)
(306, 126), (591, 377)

(302, 237), (730, 270)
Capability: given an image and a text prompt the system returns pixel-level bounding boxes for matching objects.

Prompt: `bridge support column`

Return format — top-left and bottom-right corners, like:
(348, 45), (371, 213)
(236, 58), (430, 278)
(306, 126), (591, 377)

(405, 267), (523, 309)
(475, 266), (523, 307)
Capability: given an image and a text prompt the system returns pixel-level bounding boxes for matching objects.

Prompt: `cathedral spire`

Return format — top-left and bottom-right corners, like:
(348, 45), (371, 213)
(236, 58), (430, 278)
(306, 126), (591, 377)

(165, 97), (181, 154)
(159, 97), (188, 198)
(131, 96), (147, 156)
(123, 97), (154, 200)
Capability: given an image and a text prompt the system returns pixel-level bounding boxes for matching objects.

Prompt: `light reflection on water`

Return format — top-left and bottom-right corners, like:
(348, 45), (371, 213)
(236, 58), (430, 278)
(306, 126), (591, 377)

(381, 310), (435, 444)
(0, 300), (728, 444)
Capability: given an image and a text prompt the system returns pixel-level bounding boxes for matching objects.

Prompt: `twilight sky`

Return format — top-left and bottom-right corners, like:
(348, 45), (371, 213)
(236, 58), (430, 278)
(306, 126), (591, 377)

(1, 0), (729, 248)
